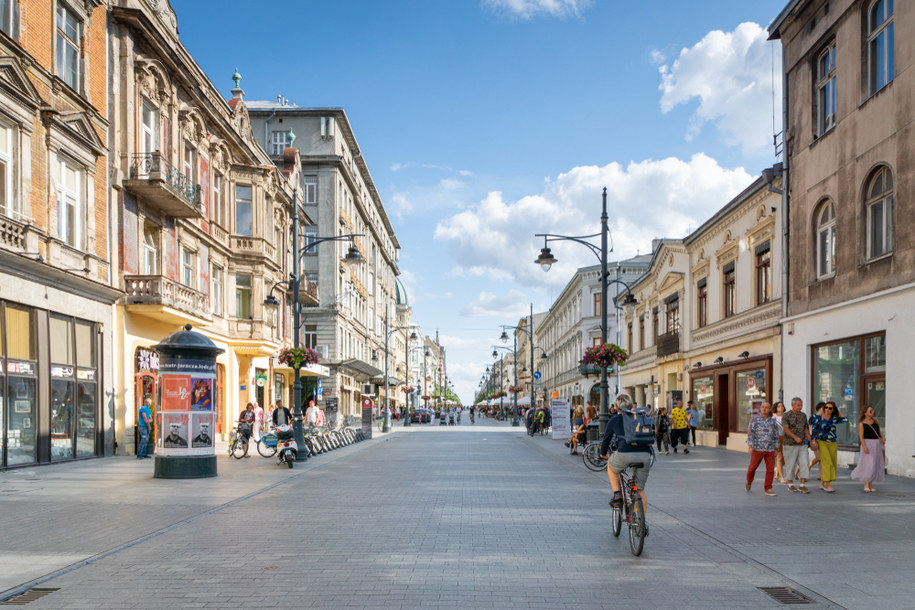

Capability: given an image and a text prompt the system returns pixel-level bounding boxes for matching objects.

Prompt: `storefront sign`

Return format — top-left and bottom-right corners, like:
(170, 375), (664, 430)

(7, 361), (34, 375)
(137, 349), (159, 372)
(77, 369), (95, 381)
(159, 358), (216, 374)
(325, 397), (338, 412)
(51, 365), (74, 378)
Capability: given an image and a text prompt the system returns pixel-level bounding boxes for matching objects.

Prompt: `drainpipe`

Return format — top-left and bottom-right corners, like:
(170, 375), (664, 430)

(780, 56), (790, 405)
(263, 108), (278, 153)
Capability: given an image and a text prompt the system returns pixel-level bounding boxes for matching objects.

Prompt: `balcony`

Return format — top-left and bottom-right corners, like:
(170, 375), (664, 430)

(231, 235), (275, 261)
(123, 274), (211, 324)
(299, 279), (319, 306)
(656, 330), (680, 359)
(125, 153), (202, 218)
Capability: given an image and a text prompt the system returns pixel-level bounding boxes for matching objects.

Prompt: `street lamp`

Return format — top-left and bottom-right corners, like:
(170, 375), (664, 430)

(382, 307), (418, 431)
(535, 187), (613, 437)
(499, 303), (538, 426)
(606, 269), (638, 395)
(264, 186), (363, 461)
(491, 347), (512, 421)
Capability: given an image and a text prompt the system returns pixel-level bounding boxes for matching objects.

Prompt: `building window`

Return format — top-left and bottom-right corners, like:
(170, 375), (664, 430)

(304, 175), (317, 204)
(0, 121), (13, 217)
(141, 225), (158, 275)
(141, 100), (158, 155)
(736, 367), (768, 433)
(1, 0), (20, 39)
(638, 315), (645, 351)
(56, 4), (80, 90)
(816, 200), (836, 278)
(303, 226), (318, 254)
(592, 337), (601, 348)
(696, 278), (707, 328)
(303, 324), (317, 350)
(592, 292), (601, 317)
(181, 248), (195, 288)
(235, 185), (253, 236)
(755, 243), (771, 305)
(213, 173), (224, 226)
(271, 131), (288, 156)
(865, 166), (893, 259)
(815, 43), (837, 136)
(212, 265), (223, 315)
(722, 262), (736, 318)
(57, 157), (82, 249)
(183, 142), (195, 182)
(627, 323), (633, 353)
(651, 307), (659, 345)
(235, 274), (252, 318)
(665, 295), (680, 333)
(867, 0), (894, 95)
(691, 376), (714, 430)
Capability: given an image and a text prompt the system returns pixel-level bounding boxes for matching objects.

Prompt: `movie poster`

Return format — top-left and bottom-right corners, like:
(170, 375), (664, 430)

(162, 412), (189, 448)
(192, 413), (214, 448)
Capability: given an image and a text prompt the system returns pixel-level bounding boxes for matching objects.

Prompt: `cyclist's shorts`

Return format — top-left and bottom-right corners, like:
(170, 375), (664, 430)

(608, 450), (652, 489)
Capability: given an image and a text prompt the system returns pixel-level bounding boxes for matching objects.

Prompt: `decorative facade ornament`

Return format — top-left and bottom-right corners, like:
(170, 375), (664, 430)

(143, 0), (179, 37)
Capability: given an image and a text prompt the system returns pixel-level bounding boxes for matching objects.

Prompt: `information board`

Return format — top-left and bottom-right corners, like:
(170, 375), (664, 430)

(551, 398), (571, 441)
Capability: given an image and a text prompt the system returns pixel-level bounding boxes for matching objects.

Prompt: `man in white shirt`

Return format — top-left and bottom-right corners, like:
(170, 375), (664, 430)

(305, 399), (319, 425)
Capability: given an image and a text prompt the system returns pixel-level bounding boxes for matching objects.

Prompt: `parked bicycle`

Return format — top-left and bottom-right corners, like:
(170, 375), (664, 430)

(582, 441), (608, 471)
(229, 422), (252, 459)
(610, 457), (652, 556)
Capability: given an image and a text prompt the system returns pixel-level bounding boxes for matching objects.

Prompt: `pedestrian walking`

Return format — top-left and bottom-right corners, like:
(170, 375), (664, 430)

(807, 402), (825, 479)
(586, 402), (597, 423)
(809, 401), (848, 492)
(781, 397), (812, 493)
(745, 402), (780, 496)
(655, 406), (670, 455)
(669, 400), (690, 454)
(252, 401), (264, 441)
(686, 400), (699, 446)
(773, 401), (787, 483)
(850, 405), (886, 492)
(137, 397), (153, 459)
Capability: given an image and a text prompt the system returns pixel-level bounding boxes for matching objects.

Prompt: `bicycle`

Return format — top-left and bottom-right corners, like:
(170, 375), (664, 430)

(610, 455), (653, 556)
(229, 423), (252, 459)
(582, 441), (608, 471)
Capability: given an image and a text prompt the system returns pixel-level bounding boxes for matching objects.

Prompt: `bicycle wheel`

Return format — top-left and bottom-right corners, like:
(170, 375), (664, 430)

(257, 438), (277, 458)
(583, 444), (608, 472)
(230, 438), (247, 459)
(628, 495), (646, 556)
(611, 504), (622, 537)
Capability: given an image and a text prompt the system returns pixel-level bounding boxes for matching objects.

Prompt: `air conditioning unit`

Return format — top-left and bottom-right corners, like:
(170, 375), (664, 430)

(362, 384), (376, 396)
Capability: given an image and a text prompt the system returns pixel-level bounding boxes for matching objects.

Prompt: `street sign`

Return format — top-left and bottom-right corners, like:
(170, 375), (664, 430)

(533, 371), (541, 380)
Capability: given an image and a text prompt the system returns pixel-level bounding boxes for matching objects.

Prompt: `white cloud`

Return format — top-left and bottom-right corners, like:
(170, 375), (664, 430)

(435, 154), (753, 289)
(390, 192), (413, 218)
(458, 170), (474, 177)
(657, 22), (782, 157)
(390, 162), (411, 171)
(649, 49), (667, 65)
(483, 0), (592, 19)
(460, 290), (536, 318)
(439, 178), (466, 190)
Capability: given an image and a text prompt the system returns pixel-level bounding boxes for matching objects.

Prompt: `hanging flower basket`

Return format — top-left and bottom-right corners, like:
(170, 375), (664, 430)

(401, 385), (415, 393)
(421, 395), (431, 401)
(277, 347), (320, 370)
(579, 342), (628, 377)
(507, 385), (524, 394)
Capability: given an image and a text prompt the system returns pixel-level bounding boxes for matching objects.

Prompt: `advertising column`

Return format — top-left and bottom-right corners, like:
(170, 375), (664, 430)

(361, 397), (373, 439)
(153, 324), (224, 479)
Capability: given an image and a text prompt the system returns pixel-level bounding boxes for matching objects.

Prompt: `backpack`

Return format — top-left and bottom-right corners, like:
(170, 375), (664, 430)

(619, 408), (656, 447)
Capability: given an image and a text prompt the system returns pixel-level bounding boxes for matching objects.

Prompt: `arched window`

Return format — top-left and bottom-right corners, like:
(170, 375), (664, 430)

(865, 166), (894, 259)
(815, 200), (836, 278)
(867, 0), (894, 95)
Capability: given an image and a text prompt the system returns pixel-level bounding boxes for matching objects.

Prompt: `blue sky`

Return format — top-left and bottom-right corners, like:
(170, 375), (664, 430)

(171, 0), (788, 403)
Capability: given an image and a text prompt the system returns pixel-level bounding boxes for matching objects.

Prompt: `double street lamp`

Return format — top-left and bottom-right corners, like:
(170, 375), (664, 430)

(264, 187), (364, 460)
(499, 303), (541, 427)
(491, 345), (513, 421)
(382, 308), (418, 431)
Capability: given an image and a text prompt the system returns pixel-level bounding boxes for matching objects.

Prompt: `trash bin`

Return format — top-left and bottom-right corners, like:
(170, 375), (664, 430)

(586, 421), (600, 442)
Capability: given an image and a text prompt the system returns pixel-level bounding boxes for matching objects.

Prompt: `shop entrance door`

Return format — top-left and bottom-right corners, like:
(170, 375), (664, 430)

(134, 372), (157, 456)
(716, 373), (729, 445)
(863, 374), (886, 425)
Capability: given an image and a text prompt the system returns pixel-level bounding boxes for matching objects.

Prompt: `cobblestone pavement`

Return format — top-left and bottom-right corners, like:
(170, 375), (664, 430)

(1, 419), (912, 609)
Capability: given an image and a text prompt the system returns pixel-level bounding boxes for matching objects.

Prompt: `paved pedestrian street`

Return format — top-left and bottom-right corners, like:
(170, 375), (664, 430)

(1, 422), (912, 609)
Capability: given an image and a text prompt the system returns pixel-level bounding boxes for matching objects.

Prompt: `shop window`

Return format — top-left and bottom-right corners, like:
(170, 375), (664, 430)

(691, 375), (714, 430)
(4, 303), (37, 466)
(736, 367), (767, 433)
(49, 315), (75, 460)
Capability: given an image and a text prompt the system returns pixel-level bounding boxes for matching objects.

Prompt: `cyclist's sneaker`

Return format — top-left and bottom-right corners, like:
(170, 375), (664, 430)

(610, 491), (623, 508)
(643, 524), (649, 537)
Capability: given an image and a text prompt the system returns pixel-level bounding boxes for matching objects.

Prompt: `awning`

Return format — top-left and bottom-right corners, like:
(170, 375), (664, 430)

(516, 396), (531, 406)
(338, 358), (384, 380)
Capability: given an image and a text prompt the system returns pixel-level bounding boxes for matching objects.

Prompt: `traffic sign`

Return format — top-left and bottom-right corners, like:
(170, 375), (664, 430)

(533, 371), (542, 380)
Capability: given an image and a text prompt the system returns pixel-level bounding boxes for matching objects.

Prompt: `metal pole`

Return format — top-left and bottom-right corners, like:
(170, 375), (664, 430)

(615, 264), (621, 395)
(291, 187), (308, 461)
(599, 187), (610, 438)
(527, 303), (534, 425)
(403, 329), (411, 426)
(383, 307), (391, 433)
(512, 334), (518, 425)
(499, 356), (503, 419)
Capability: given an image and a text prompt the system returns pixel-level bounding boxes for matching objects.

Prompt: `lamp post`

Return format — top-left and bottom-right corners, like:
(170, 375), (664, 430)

(382, 307), (418, 432)
(264, 186), (363, 461)
(499, 302), (537, 426)
(535, 187), (611, 437)
(492, 344), (515, 425)
(606, 270), (638, 395)
(490, 351), (508, 420)
(521, 347), (549, 408)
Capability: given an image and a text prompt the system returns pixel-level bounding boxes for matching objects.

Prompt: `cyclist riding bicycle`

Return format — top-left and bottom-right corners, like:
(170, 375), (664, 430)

(600, 393), (653, 535)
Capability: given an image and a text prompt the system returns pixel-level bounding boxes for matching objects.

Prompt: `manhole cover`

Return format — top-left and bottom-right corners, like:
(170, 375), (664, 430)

(1, 588), (60, 606)
(758, 586), (815, 605)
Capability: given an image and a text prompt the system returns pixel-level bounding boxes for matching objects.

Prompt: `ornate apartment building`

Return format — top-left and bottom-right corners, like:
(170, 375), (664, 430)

(621, 173), (783, 449)
(0, 0), (118, 469)
(246, 101), (405, 421)
(108, 0), (312, 452)
(770, 0), (912, 474)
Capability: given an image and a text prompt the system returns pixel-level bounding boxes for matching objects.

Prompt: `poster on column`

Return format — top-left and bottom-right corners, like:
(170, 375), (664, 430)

(192, 413), (214, 448)
(551, 398), (570, 441)
(162, 412), (189, 448)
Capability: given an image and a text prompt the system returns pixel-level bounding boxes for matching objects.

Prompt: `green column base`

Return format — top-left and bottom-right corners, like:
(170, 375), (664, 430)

(154, 455), (217, 479)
